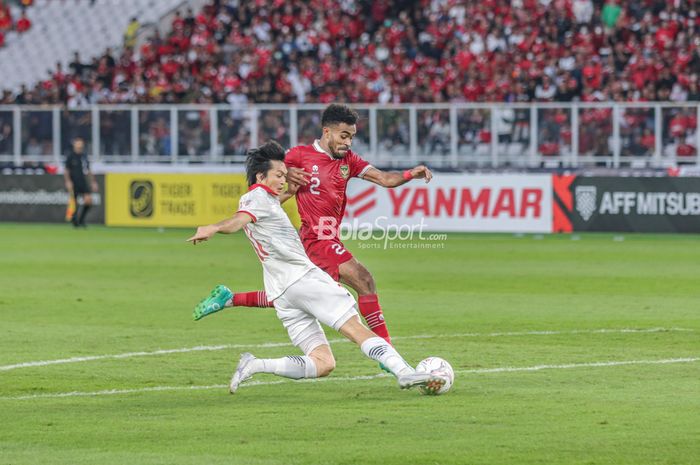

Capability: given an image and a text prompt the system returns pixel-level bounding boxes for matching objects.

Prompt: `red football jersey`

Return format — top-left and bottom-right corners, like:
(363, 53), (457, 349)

(285, 140), (372, 243)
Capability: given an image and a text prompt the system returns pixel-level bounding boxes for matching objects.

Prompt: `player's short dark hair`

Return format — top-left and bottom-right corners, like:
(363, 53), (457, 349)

(321, 104), (359, 128)
(245, 140), (286, 186)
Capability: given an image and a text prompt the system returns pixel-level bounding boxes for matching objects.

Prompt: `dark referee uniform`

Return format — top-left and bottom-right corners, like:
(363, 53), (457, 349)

(65, 149), (90, 196)
(64, 148), (93, 226)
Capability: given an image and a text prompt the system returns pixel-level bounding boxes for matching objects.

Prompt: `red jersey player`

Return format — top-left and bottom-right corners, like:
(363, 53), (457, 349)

(193, 104), (433, 345)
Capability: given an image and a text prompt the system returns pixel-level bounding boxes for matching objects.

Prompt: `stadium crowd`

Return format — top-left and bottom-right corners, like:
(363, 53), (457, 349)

(0, 1), (32, 47)
(0, 0), (698, 106)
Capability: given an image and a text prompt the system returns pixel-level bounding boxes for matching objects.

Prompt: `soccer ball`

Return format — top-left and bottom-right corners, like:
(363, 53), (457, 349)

(415, 357), (454, 395)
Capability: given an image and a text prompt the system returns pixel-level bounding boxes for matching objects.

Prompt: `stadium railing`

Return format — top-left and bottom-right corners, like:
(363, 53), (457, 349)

(0, 102), (698, 169)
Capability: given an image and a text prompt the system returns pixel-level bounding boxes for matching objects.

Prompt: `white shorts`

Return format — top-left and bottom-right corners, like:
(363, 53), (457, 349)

(274, 268), (358, 355)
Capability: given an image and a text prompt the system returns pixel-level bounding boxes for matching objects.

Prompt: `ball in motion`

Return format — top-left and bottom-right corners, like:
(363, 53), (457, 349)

(415, 357), (454, 395)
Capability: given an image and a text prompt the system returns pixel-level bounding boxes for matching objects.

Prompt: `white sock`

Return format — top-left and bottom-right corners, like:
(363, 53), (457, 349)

(360, 337), (413, 377)
(249, 355), (317, 379)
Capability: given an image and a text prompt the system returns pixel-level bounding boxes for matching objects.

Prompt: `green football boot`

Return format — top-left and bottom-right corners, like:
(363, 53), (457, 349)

(193, 285), (233, 321)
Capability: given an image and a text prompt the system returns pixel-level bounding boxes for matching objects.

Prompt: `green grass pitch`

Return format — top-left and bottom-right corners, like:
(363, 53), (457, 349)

(1, 223), (698, 465)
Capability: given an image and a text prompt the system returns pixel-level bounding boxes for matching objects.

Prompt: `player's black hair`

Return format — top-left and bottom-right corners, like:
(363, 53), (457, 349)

(245, 140), (286, 186)
(321, 103), (359, 128)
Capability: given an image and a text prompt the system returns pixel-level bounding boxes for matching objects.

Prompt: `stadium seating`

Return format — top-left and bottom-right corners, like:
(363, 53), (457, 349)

(1, 0), (697, 105)
(0, 0), (183, 92)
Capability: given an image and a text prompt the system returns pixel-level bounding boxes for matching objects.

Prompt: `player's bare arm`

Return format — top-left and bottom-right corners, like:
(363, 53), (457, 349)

(362, 165), (434, 188)
(187, 212), (253, 245)
(286, 167), (311, 186)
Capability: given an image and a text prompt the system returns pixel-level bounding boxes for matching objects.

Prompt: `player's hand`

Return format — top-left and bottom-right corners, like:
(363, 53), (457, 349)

(286, 181), (301, 196)
(410, 165), (433, 183)
(187, 225), (218, 245)
(65, 180), (73, 192)
(287, 167), (311, 186)
(91, 181), (99, 192)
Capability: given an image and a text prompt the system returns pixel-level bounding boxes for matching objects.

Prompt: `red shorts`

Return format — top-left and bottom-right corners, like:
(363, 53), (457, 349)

(302, 239), (353, 281)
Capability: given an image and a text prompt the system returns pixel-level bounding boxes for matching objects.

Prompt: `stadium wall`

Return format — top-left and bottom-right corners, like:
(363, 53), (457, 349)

(0, 175), (105, 223)
(1, 174), (699, 233)
(104, 173), (301, 228)
(552, 175), (700, 233)
(344, 174), (700, 233)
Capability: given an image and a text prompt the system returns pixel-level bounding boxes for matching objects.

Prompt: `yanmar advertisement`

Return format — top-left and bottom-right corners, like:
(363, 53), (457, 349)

(345, 174), (553, 233)
(346, 174), (700, 234)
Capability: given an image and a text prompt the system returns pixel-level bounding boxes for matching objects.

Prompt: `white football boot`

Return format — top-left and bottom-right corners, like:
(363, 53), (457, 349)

(397, 370), (447, 393)
(229, 352), (256, 394)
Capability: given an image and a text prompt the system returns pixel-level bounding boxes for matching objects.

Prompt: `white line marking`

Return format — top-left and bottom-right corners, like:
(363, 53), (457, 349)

(459, 357), (700, 374)
(0, 342), (295, 372)
(1, 356), (697, 401)
(0, 327), (692, 372)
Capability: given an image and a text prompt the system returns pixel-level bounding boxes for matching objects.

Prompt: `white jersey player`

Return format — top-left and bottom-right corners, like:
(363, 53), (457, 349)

(187, 141), (446, 394)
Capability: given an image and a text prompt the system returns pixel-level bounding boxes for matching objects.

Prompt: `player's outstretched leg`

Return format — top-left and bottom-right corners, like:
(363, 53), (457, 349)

(338, 259), (392, 344)
(228, 290), (274, 308)
(193, 287), (274, 320)
(193, 285), (233, 320)
(358, 294), (392, 344)
(360, 335), (445, 391)
(339, 317), (446, 392)
(229, 348), (329, 394)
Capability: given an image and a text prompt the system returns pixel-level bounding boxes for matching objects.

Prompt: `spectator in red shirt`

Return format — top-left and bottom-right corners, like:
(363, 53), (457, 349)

(16, 11), (31, 33)
(0, 4), (11, 31)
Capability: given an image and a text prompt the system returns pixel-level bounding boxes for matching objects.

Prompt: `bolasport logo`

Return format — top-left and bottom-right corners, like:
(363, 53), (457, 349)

(338, 185), (448, 249)
(316, 215), (447, 250)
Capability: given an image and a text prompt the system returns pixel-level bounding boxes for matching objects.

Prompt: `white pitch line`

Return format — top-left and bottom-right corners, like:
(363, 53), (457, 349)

(459, 357), (700, 374)
(1, 356), (697, 401)
(0, 342), (296, 372)
(0, 327), (692, 372)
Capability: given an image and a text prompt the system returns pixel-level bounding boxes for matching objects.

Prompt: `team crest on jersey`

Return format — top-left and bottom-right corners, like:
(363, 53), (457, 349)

(340, 165), (349, 179)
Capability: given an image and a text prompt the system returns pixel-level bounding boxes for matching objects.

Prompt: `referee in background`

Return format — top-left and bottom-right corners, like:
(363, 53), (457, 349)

(63, 137), (97, 227)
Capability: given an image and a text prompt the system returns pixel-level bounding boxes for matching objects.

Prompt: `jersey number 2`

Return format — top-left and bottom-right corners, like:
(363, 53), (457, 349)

(331, 244), (345, 255)
(309, 177), (321, 195)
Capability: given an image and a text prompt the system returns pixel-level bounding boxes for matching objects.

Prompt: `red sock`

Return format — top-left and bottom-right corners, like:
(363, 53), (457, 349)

(232, 290), (274, 308)
(358, 294), (391, 344)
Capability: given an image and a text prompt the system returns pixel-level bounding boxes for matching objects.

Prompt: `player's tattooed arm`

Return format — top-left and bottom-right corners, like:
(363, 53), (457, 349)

(187, 212), (254, 244)
(362, 165), (433, 188)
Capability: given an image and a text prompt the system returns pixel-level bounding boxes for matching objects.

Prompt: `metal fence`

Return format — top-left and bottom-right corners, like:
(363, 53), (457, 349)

(0, 103), (698, 168)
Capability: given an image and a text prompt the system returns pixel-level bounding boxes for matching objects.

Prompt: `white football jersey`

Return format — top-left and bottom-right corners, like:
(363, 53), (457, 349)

(237, 184), (315, 300)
